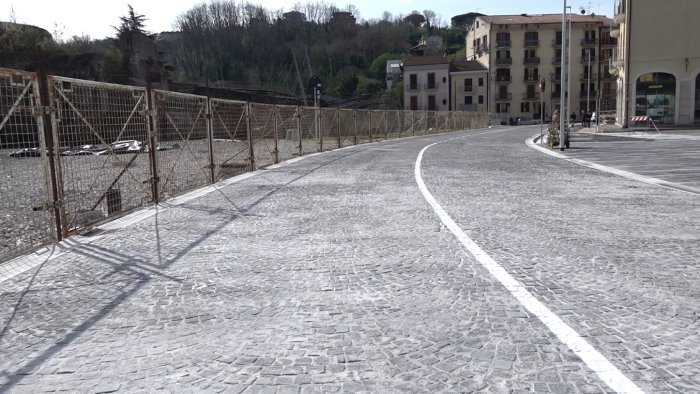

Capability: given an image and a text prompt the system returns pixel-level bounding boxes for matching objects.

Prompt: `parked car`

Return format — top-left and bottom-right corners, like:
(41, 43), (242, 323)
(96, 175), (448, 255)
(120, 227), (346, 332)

(61, 144), (102, 156)
(9, 147), (42, 157)
(95, 140), (143, 155)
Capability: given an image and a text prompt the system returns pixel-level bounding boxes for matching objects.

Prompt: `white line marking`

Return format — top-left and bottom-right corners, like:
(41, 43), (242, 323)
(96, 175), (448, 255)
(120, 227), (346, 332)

(415, 142), (644, 394)
(526, 135), (700, 195)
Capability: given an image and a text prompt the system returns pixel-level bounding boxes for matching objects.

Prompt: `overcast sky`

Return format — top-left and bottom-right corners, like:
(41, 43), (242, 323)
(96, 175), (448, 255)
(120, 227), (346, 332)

(3, 0), (615, 41)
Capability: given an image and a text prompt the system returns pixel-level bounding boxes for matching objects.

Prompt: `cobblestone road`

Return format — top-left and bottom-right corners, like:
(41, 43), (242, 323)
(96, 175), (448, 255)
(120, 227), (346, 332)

(0, 127), (697, 393)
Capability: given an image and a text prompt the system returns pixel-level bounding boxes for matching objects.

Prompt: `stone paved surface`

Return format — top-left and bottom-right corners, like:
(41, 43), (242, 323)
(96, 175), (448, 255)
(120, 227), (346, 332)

(0, 126), (698, 393)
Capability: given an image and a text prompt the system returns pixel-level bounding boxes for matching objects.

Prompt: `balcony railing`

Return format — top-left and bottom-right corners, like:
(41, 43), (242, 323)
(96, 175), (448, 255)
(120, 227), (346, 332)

(524, 76), (540, 83)
(495, 75), (512, 83)
(407, 84), (420, 91)
(600, 37), (617, 46)
(581, 37), (598, 46)
(495, 93), (512, 101)
(552, 39), (569, 46)
(496, 58), (513, 65)
(522, 93), (540, 100)
(462, 86), (474, 93)
(524, 57), (540, 65)
(581, 55), (597, 63)
(496, 40), (511, 48)
(550, 73), (562, 81)
(580, 73), (597, 81)
(424, 82), (438, 91)
(615, 0), (626, 22)
(524, 39), (539, 47)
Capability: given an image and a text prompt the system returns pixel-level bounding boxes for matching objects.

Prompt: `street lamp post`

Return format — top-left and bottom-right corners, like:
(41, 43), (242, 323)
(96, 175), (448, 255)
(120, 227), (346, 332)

(559, 0), (567, 150)
(587, 49), (591, 116)
(566, 5), (572, 130)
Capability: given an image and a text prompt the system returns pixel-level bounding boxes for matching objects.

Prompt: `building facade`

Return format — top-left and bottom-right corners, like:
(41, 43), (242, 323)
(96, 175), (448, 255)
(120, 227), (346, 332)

(449, 61), (489, 112)
(611, 0), (700, 126)
(403, 55), (450, 111)
(466, 13), (616, 125)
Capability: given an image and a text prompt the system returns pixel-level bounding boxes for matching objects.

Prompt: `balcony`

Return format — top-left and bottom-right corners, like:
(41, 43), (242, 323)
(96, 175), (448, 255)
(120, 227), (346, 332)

(580, 73), (597, 81)
(615, 0), (626, 23)
(610, 26), (620, 38)
(495, 75), (512, 83)
(522, 93), (540, 101)
(581, 55), (597, 63)
(496, 58), (513, 65)
(462, 86), (474, 93)
(496, 40), (511, 48)
(601, 90), (615, 98)
(552, 39), (569, 47)
(580, 90), (597, 98)
(523, 76), (540, 83)
(524, 39), (539, 47)
(524, 57), (540, 65)
(600, 37), (617, 46)
(476, 43), (489, 54)
(495, 93), (512, 101)
(601, 71), (616, 80)
(424, 82), (438, 91)
(550, 72), (562, 81)
(581, 37), (598, 46)
(406, 84), (420, 92)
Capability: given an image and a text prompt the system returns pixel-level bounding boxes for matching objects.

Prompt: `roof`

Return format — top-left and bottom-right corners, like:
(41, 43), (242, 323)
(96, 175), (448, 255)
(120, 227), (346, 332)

(403, 55), (449, 67)
(450, 60), (487, 73)
(479, 13), (614, 26)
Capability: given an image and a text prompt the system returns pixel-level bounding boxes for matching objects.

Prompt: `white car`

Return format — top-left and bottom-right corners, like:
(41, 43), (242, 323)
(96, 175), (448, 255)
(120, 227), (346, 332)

(95, 140), (142, 155)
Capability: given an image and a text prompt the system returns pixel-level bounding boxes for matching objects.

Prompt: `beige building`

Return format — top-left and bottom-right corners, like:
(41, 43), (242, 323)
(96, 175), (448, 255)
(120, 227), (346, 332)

(466, 13), (616, 124)
(403, 55), (450, 111)
(611, 0), (700, 126)
(449, 61), (489, 112)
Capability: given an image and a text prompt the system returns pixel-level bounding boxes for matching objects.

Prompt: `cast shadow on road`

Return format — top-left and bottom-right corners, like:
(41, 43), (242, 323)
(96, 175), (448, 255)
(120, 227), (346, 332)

(0, 147), (363, 391)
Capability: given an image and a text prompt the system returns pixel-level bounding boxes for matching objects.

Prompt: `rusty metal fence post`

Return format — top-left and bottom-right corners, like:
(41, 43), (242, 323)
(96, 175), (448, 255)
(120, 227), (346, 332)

(353, 110), (358, 145)
(274, 105), (280, 164)
(205, 76), (215, 184)
(336, 107), (341, 148)
(35, 45), (64, 240)
(246, 102), (255, 171)
(144, 61), (160, 204)
(296, 106), (302, 156)
(368, 111), (373, 142)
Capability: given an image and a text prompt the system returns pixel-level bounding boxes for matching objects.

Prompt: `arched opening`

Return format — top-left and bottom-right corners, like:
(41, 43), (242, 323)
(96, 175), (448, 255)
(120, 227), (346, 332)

(635, 72), (675, 123)
(695, 74), (700, 123)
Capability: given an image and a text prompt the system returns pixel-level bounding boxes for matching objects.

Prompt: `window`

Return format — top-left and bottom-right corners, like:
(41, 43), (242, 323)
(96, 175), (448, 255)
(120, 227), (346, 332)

(521, 102), (530, 112)
(527, 84), (536, 97)
(496, 103), (510, 113)
(427, 73), (436, 89)
(525, 67), (539, 81)
(464, 78), (473, 92)
(409, 74), (418, 90)
(478, 77), (484, 86)
(478, 95), (484, 104)
(582, 48), (595, 61)
(428, 95), (436, 110)
(524, 31), (538, 41)
(410, 96), (418, 110)
(464, 96), (473, 105)
(442, 99), (447, 105)
(442, 77), (447, 83)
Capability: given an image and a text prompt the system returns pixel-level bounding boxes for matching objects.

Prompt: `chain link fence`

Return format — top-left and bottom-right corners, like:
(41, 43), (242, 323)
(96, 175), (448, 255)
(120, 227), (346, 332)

(0, 66), (489, 262)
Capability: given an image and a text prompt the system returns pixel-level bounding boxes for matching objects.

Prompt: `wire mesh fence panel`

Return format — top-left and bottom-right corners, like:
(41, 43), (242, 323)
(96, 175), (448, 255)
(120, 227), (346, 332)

(0, 69), (54, 260)
(386, 110), (401, 139)
(51, 77), (151, 234)
(298, 106), (320, 154)
(274, 104), (301, 163)
(338, 109), (355, 148)
(249, 103), (277, 168)
(319, 107), (339, 151)
(210, 98), (249, 181)
(154, 90), (211, 200)
(413, 111), (428, 136)
(370, 111), (386, 141)
(426, 111), (438, 134)
(355, 110), (371, 144)
(400, 111), (414, 136)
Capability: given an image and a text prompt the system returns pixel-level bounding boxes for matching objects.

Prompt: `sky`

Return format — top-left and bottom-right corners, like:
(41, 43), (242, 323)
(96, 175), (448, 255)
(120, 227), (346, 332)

(3, 0), (616, 41)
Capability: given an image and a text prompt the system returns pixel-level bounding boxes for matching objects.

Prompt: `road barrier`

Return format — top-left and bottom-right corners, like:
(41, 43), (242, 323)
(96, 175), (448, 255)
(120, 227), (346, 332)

(0, 65), (488, 262)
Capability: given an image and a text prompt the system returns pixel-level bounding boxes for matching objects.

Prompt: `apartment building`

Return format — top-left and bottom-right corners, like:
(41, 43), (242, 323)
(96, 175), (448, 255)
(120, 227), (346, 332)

(449, 61), (489, 112)
(466, 13), (616, 124)
(403, 55), (450, 111)
(611, 0), (700, 125)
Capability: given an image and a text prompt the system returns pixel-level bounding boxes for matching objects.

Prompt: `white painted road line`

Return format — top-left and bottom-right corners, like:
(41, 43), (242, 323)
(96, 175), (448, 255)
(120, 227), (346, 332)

(415, 141), (645, 394)
(526, 135), (700, 195)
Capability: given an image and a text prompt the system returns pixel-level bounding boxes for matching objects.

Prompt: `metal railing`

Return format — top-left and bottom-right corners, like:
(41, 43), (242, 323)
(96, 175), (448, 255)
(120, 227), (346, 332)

(0, 66), (489, 262)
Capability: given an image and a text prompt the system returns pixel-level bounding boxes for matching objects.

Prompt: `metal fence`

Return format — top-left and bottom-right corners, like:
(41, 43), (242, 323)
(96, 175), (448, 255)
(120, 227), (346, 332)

(0, 66), (489, 262)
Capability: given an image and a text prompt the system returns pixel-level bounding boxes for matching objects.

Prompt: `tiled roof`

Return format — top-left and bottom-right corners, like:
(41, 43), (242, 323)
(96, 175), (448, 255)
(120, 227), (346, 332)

(479, 13), (614, 26)
(451, 60), (487, 72)
(403, 55), (449, 66)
